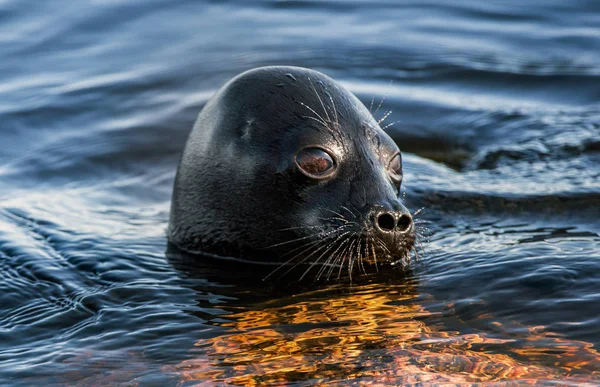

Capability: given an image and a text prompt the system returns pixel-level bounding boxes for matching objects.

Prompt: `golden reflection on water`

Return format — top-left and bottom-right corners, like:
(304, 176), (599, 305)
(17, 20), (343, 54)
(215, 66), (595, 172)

(176, 282), (600, 386)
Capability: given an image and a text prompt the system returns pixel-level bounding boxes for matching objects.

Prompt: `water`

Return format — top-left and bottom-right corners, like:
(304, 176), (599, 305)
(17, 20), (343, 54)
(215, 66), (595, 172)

(1, 0), (599, 385)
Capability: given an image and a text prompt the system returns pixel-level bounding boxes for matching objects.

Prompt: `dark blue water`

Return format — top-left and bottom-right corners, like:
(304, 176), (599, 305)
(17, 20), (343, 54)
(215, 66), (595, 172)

(1, 0), (599, 385)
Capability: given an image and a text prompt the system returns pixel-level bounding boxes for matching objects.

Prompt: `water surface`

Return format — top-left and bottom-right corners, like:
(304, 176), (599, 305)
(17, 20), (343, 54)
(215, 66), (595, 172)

(1, 0), (599, 385)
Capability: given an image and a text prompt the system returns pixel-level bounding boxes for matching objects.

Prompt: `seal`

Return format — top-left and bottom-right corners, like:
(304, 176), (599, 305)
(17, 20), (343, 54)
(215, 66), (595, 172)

(168, 66), (415, 279)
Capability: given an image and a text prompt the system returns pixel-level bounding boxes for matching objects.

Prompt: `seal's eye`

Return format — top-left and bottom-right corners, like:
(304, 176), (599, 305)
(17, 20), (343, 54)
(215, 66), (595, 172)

(388, 153), (402, 184)
(295, 148), (336, 179)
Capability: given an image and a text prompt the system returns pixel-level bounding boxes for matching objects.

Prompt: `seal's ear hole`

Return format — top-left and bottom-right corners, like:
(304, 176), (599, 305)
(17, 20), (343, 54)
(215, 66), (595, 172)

(295, 147), (336, 180)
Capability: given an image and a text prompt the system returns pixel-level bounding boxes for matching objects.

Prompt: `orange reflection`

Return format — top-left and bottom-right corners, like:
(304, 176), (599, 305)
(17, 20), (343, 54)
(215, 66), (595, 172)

(176, 283), (600, 385)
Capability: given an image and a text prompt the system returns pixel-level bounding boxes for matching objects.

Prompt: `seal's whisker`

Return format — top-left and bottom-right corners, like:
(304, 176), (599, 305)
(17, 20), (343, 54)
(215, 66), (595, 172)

(327, 91), (340, 129)
(375, 237), (391, 255)
(333, 236), (355, 280)
(337, 239), (353, 280)
(300, 232), (349, 280)
(413, 219), (432, 224)
(302, 115), (328, 127)
(364, 231), (371, 268)
(322, 208), (350, 221)
(298, 102), (328, 128)
(277, 224), (326, 232)
(369, 95), (375, 113)
(263, 225), (343, 249)
(374, 80), (393, 116)
(323, 235), (352, 281)
(369, 234), (379, 272)
(414, 228), (427, 238)
(412, 207), (425, 217)
(277, 237), (325, 260)
(279, 224), (354, 258)
(263, 232), (321, 250)
(347, 235), (360, 281)
(263, 226), (348, 280)
(308, 77), (331, 124)
(317, 236), (352, 281)
(350, 203), (363, 219)
(377, 110), (392, 125)
(273, 245), (324, 280)
(356, 231), (365, 275)
(281, 230), (348, 278)
(278, 216), (349, 231)
(413, 245), (420, 261)
(360, 235), (368, 275)
(316, 217), (354, 225)
(381, 120), (401, 131)
(414, 223), (432, 238)
(359, 227), (370, 275)
(340, 205), (358, 220)
(413, 228), (427, 259)
(263, 241), (319, 280)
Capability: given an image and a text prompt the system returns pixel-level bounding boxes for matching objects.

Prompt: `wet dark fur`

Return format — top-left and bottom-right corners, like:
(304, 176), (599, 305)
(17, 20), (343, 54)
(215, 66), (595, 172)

(169, 66), (416, 279)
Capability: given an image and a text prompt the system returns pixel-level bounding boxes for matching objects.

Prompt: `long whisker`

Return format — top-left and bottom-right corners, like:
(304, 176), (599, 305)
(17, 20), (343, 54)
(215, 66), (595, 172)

(308, 77), (331, 123)
(375, 237), (391, 256)
(332, 236), (355, 281)
(413, 219), (432, 224)
(280, 230), (349, 278)
(317, 235), (352, 281)
(322, 208), (351, 221)
(303, 115), (328, 127)
(350, 203), (363, 218)
(278, 224), (327, 232)
(279, 223), (354, 258)
(412, 207), (425, 217)
(277, 236), (326, 260)
(370, 234), (379, 272)
(263, 240), (321, 280)
(322, 234), (352, 281)
(340, 205), (358, 219)
(357, 231), (366, 275)
(263, 225), (342, 249)
(377, 110), (392, 125)
(298, 103), (328, 126)
(316, 216), (352, 224)
(345, 235), (359, 281)
(374, 80), (393, 116)
(381, 120), (401, 131)
(300, 231), (351, 280)
(263, 226), (348, 280)
(327, 92), (339, 128)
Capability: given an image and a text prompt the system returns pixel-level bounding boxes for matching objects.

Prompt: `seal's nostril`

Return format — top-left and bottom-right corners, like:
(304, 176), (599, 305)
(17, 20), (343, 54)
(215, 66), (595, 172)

(397, 214), (412, 232)
(377, 213), (395, 231)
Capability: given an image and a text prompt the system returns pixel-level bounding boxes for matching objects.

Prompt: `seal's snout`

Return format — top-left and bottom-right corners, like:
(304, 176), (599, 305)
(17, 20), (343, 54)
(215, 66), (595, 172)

(374, 210), (413, 235)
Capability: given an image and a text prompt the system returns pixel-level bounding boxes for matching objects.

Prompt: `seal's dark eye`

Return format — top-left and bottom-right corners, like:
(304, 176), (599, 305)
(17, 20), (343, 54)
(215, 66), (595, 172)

(295, 148), (336, 179)
(388, 153), (402, 183)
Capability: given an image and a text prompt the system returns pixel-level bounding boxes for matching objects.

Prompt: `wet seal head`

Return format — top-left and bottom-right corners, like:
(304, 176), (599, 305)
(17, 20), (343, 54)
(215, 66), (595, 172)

(168, 66), (417, 280)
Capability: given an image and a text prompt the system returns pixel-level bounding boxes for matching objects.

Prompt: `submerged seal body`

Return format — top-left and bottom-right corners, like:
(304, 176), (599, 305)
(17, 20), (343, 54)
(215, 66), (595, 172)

(169, 66), (415, 277)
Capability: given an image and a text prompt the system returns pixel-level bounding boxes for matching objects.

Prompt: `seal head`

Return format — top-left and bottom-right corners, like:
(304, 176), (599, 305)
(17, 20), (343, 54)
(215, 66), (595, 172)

(169, 66), (415, 277)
